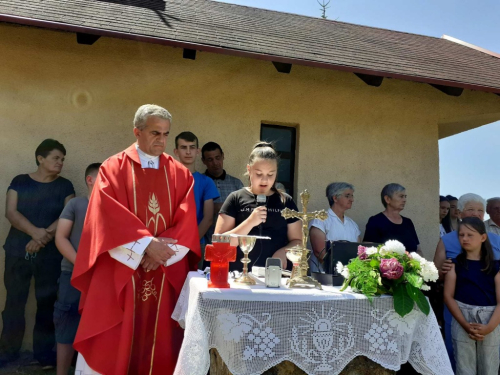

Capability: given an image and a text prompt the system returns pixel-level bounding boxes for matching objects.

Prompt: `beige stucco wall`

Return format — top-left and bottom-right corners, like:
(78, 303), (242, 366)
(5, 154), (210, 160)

(1, 22), (500, 349)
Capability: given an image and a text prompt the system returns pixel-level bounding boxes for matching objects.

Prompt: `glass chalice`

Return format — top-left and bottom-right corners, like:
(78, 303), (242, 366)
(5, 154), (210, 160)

(285, 245), (304, 285)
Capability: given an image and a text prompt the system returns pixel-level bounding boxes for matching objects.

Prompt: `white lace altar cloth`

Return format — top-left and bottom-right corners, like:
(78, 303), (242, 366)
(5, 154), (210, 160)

(172, 272), (452, 375)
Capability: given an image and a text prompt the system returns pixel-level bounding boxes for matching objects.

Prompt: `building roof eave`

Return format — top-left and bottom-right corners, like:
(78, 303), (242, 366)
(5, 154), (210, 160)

(2, 13), (500, 96)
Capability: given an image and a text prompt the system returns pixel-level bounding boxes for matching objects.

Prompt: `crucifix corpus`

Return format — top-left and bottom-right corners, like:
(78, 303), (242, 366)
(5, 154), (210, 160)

(281, 190), (328, 289)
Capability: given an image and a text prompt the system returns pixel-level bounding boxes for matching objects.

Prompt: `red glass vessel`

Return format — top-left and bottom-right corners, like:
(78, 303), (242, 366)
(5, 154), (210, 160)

(205, 236), (237, 288)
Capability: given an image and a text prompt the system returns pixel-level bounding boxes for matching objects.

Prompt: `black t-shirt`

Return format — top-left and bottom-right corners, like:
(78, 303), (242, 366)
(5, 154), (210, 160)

(4, 174), (75, 258)
(220, 188), (299, 271)
(363, 212), (420, 252)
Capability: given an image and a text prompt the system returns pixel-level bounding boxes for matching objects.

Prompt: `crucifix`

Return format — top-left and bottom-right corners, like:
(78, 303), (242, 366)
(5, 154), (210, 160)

(282, 190), (328, 249)
(281, 190), (327, 289)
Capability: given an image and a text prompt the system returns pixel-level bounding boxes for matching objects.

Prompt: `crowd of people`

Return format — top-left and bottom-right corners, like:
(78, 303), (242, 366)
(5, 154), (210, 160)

(1, 103), (500, 375)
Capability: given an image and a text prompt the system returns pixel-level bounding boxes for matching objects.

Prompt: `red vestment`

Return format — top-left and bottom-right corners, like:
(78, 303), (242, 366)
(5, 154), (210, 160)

(72, 145), (200, 375)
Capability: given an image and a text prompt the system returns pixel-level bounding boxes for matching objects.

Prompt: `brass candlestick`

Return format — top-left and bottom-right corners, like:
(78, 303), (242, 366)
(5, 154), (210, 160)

(282, 190), (328, 289)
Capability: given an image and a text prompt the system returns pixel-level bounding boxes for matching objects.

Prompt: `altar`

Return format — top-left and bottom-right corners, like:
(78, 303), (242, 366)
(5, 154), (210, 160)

(172, 272), (452, 375)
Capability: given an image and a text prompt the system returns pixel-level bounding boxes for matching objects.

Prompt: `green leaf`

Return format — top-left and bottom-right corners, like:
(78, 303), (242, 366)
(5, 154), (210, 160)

(339, 278), (350, 292)
(370, 259), (380, 268)
(406, 284), (430, 315)
(406, 282), (417, 298)
(405, 273), (423, 289)
(393, 283), (414, 317)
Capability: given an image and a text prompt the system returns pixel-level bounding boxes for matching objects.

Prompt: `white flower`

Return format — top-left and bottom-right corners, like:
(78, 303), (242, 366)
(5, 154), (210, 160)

(336, 261), (349, 278)
(336, 261), (344, 274)
(380, 240), (406, 256)
(410, 253), (424, 263)
(408, 253), (438, 282)
(420, 284), (431, 291)
(379, 247), (389, 256)
(366, 246), (379, 255)
(419, 261), (438, 282)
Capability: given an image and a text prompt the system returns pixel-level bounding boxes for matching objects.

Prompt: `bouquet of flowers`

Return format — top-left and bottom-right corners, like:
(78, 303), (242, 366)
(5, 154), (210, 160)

(337, 240), (439, 317)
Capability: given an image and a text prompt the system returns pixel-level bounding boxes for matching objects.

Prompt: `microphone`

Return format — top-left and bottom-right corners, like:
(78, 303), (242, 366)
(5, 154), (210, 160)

(256, 194), (267, 237)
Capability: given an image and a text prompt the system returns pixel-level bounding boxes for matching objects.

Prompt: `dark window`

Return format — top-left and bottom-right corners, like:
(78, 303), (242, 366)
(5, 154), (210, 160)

(260, 124), (297, 197)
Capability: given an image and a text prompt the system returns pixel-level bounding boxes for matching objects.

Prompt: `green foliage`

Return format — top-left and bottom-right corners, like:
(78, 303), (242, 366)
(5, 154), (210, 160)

(340, 242), (436, 317)
(406, 283), (430, 315)
(404, 273), (423, 289)
(342, 258), (381, 298)
(393, 283), (414, 317)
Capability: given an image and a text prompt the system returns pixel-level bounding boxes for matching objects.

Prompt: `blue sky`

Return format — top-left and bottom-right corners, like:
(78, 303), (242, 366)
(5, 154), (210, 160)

(217, 0), (500, 207)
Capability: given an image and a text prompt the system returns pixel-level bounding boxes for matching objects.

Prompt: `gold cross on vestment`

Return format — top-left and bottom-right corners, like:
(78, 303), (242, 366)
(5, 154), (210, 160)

(127, 240), (142, 261)
(281, 190), (328, 249)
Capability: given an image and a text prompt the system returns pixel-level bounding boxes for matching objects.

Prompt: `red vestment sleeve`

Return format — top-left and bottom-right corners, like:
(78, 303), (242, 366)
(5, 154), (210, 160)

(72, 156), (152, 310)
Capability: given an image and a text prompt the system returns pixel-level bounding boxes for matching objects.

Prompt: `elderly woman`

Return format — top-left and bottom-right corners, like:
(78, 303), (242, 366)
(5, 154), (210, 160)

(2, 139), (75, 368)
(433, 193), (500, 370)
(309, 182), (361, 265)
(363, 183), (421, 254)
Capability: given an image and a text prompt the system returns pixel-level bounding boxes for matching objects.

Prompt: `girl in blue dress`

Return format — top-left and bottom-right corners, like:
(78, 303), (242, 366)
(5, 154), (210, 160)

(444, 217), (500, 375)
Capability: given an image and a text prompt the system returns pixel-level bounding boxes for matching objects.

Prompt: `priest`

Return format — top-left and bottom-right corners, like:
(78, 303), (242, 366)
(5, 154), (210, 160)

(72, 104), (200, 375)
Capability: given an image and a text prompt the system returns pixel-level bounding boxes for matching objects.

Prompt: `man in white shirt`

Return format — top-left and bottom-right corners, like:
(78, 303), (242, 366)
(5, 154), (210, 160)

(485, 197), (500, 235)
(309, 182), (361, 272)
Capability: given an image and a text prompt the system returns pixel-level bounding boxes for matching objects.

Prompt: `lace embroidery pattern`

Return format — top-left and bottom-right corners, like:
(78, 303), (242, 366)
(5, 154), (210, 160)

(290, 306), (355, 372)
(172, 274), (453, 375)
(218, 313), (281, 361)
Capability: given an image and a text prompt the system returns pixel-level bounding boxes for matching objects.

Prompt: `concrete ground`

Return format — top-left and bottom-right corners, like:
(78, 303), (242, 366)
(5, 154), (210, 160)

(0, 352), (57, 375)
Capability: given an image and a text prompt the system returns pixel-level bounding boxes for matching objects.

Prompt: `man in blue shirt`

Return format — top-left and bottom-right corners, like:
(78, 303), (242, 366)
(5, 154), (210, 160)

(174, 132), (219, 268)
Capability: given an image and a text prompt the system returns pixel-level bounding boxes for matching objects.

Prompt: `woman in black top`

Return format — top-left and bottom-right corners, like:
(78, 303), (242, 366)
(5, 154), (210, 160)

(2, 139), (75, 367)
(363, 183), (422, 255)
(215, 142), (301, 270)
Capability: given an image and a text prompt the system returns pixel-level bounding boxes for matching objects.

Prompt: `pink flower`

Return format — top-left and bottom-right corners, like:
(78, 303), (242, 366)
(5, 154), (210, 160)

(380, 258), (404, 280)
(358, 246), (368, 260)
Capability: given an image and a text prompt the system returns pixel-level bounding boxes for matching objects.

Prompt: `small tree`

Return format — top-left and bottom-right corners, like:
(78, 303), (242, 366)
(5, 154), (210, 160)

(317, 0), (331, 19)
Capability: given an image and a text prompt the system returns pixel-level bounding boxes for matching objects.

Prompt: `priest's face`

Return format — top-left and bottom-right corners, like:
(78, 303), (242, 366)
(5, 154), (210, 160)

(134, 116), (171, 156)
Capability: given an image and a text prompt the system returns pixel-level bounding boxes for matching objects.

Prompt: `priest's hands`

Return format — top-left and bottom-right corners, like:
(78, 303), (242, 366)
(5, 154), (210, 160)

(143, 237), (178, 270)
(141, 254), (160, 272)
